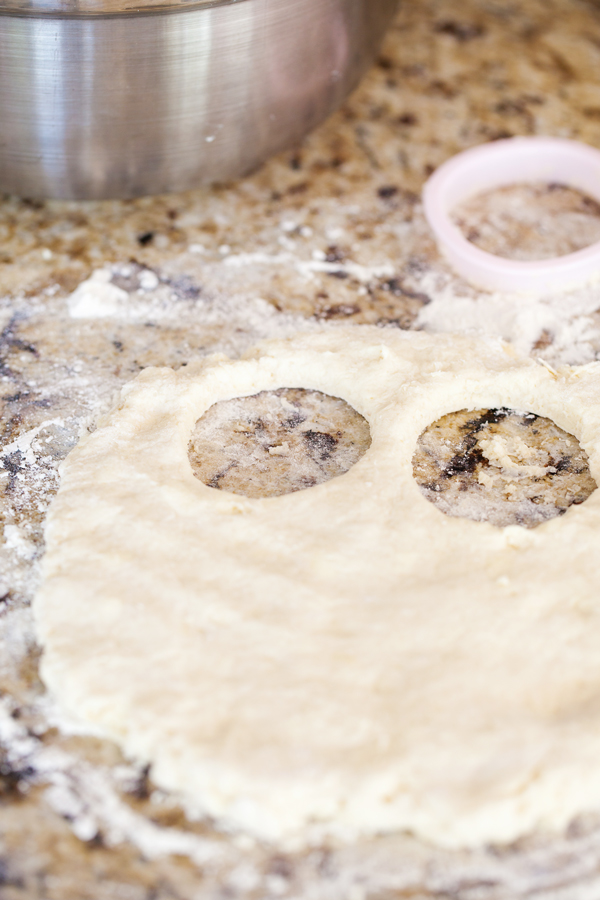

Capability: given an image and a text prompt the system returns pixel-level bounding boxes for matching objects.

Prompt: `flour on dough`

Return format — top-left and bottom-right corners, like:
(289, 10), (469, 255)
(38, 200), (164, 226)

(35, 327), (600, 848)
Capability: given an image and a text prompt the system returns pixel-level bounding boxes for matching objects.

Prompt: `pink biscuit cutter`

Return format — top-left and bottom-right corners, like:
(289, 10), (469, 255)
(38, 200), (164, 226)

(423, 136), (600, 294)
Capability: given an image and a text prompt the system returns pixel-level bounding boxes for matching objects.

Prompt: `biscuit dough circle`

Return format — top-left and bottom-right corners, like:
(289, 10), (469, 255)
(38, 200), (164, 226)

(36, 328), (600, 848)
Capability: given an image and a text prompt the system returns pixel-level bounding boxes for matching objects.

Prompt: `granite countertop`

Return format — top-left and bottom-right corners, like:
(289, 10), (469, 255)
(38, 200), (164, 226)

(5, 0), (600, 897)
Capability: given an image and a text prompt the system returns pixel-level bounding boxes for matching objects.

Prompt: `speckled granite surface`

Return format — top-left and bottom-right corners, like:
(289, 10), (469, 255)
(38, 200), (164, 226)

(6, 0), (600, 897)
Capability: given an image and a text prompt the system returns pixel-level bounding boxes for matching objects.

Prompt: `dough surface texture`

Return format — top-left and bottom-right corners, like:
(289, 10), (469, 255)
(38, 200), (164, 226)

(35, 327), (600, 848)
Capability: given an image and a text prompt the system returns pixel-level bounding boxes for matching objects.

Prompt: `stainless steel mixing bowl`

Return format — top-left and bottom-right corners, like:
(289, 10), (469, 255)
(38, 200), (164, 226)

(0, 0), (398, 199)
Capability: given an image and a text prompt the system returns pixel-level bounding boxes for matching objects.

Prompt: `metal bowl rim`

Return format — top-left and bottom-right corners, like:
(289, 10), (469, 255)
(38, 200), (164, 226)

(0, 0), (243, 19)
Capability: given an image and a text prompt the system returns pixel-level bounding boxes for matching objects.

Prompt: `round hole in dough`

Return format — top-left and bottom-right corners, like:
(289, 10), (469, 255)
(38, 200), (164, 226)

(35, 327), (600, 850)
(413, 407), (597, 529)
(188, 387), (371, 499)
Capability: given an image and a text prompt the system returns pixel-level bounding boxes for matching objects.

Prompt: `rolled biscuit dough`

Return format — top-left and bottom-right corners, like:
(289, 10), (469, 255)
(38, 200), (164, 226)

(35, 327), (600, 848)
